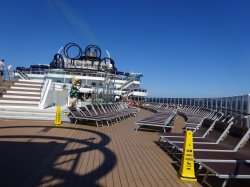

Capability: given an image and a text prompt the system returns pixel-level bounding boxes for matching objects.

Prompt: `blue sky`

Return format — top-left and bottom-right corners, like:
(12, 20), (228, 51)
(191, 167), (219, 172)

(0, 0), (250, 97)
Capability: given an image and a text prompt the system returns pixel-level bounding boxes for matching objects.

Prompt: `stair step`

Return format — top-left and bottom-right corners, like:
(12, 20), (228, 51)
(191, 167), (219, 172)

(9, 86), (41, 92)
(14, 81), (43, 85)
(0, 105), (39, 109)
(15, 82), (43, 87)
(0, 103), (38, 107)
(3, 93), (41, 100)
(18, 79), (43, 83)
(7, 90), (41, 95)
(14, 83), (43, 87)
(0, 97), (40, 101)
(10, 86), (42, 91)
(0, 100), (39, 104)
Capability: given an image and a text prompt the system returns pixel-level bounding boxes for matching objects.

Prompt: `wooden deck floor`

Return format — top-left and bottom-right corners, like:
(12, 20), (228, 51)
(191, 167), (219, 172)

(0, 109), (202, 187)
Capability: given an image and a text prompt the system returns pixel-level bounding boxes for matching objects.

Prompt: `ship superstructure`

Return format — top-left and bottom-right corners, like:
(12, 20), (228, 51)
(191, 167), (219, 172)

(10, 43), (147, 109)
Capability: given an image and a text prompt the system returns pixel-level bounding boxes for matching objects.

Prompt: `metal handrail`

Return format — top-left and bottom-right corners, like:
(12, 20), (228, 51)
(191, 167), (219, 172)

(39, 71), (49, 103)
(119, 78), (136, 90)
(39, 80), (49, 103)
(16, 69), (30, 80)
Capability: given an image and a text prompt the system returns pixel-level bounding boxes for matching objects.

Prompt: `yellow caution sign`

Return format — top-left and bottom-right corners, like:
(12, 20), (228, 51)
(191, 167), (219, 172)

(54, 105), (62, 126)
(178, 130), (197, 181)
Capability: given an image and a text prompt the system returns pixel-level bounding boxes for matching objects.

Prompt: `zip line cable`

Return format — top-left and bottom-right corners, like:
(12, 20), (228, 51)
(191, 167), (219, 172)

(50, 0), (84, 42)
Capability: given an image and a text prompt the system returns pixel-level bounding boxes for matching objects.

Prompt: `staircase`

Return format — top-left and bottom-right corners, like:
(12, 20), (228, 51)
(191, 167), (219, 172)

(119, 78), (136, 91)
(127, 90), (133, 96)
(123, 90), (133, 97)
(0, 79), (43, 109)
(0, 79), (59, 121)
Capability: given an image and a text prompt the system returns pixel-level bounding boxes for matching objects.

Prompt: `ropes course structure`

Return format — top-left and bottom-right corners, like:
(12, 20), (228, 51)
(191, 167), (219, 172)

(84, 44), (101, 62)
(50, 43), (116, 73)
(63, 43), (83, 60)
(50, 54), (65, 69)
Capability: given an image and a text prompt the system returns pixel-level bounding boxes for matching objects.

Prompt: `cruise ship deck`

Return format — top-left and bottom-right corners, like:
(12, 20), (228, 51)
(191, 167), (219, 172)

(0, 109), (201, 187)
(1, 107), (250, 187)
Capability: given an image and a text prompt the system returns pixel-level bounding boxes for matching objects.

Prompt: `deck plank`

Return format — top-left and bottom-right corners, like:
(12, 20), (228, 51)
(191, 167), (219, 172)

(73, 128), (93, 187)
(112, 125), (152, 187)
(109, 126), (129, 187)
(97, 125), (107, 187)
(0, 110), (202, 187)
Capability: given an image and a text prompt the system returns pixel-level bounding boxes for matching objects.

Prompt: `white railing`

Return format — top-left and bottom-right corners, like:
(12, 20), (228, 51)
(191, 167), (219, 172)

(40, 79), (49, 102)
(119, 78), (136, 90)
(123, 88), (148, 97)
(16, 70), (30, 80)
(23, 69), (108, 78)
(39, 79), (53, 109)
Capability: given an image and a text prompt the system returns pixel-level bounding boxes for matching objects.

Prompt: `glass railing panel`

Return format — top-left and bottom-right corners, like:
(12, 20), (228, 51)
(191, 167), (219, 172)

(243, 95), (248, 114)
(208, 98), (212, 109)
(222, 98), (226, 113)
(236, 96), (242, 113)
(212, 98), (217, 110)
(190, 98), (194, 106)
(183, 98), (187, 105)
(231, 97), (237, 115)
(217, 98), (222, 111)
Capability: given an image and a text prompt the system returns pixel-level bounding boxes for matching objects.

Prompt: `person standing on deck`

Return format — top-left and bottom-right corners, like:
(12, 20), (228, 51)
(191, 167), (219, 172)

(68, 78), (80, 107)
(0, 59), (5, 82)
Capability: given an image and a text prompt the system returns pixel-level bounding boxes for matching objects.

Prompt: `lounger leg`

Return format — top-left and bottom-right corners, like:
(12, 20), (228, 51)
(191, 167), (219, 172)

(221, 179), (229, 187)
(74, 119), (78, 125)
(158, 137), (163, 144)
(171, 146), (178, 156)
(172, 148), (180, 161)
(136, 125), (140, 131)
(159, 139), (167, 147)
(196, 165), (203, 176)
(95, 121), (99, 127)
(202, 170), (209, 185)
(163, 141), (172, 151)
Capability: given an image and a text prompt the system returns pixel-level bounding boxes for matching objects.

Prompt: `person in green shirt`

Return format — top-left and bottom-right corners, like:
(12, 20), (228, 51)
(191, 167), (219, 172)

(68, 78), (80, 107)
(70, 85), (79, 98)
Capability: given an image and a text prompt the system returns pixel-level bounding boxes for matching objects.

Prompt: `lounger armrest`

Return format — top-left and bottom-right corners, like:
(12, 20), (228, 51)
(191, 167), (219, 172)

(185, 123), (199, 125)
(184, 126), (197, 130)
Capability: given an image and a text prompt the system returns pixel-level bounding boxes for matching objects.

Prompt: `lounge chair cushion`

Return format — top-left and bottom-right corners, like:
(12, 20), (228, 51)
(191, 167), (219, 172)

(229, 125), (248, 138)
(202, 119), (214, 127)
(213, 121), (228, 132)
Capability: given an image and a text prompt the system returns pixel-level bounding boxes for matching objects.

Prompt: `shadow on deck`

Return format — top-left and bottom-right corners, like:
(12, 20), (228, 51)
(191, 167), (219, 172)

(0, 125), (116, 187)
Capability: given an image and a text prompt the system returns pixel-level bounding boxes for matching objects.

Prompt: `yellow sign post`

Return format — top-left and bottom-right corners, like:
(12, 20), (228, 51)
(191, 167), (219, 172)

(54, 105), (62, 126)
(178, 130), (197, 181)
